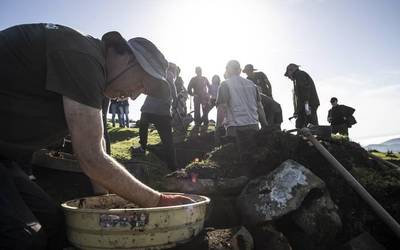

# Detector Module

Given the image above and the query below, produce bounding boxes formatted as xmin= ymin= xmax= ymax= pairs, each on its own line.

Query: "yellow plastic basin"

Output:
xmin=61 ymin=193 xmax=210 ymax=250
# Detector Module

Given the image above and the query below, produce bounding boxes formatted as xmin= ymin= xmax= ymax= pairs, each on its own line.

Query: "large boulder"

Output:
xmin=237 ymin=159 xmax=326 ymax=224
xmin=291 ymin=190 xmax=342 ymax=246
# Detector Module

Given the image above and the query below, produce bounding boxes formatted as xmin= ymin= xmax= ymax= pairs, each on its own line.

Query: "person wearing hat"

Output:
xmin=0 ymin=23 xmax=193 ymax=249
xmin=132 ymin=62 xmax=178 ymax=170
xmin=242 ymin=64 xmax=273 ymax=98
xmin=284 ymin=63 xmax=320 ymax=129
xmin=216 ymin=60 xmax=267 ymax=160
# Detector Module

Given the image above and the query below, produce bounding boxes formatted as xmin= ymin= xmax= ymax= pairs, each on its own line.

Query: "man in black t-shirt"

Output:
xmin=0 ymin=23 xmax=192 ymax=249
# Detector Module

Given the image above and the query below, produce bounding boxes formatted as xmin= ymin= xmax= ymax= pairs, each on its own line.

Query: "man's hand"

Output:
xmin=157 ymin=194 xmax=195 ymax=207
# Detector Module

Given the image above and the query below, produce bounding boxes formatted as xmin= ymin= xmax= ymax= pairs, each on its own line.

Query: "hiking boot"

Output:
xmin=131 ymin=146 xmax=145 ymax=156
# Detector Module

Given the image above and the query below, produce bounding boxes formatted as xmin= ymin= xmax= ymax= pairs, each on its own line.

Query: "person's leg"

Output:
xmin=201 ymin=101 xmax=210 ymax=127
xmin=138 ymin=113 xmax=150 ymax=150
xmin=124 ymin=106 xmax=130 ymax=127
xmin=295 ymin=112 xmax=306 ymax=129
xmin=193 ymin=96 xmax=201 ymax=126
xmin=9 ymin=164 xmax=66 ymax=249
xmin=337 ymin=124 xmax=349 ymax=136
xmin=118 ymin=106 xmax=124 ymax=127
xmin=153 ymin=115 xmax=176 ymax=170
xmin=309 ymin=107 xmax=319 ymax=125
xmin=235 ymin=128 xmax=258 ymax=162
xmin=0 ymin=162 xmax=57 ymax=250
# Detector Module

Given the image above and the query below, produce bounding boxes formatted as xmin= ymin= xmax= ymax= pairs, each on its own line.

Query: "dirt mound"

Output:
xmin=175 ymin=130 xmax=400 ymax=249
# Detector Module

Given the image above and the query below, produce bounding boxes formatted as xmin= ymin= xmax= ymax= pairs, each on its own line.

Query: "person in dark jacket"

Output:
xmin=243 ymin=64 xmax=273 ymax=98
xmin=260 ymin=94 xmax=283 ymax=131
xmin=328 ymin=97 xmax=356 ymax=136
xmin=284 ymin=63 xmax=320 ymax=129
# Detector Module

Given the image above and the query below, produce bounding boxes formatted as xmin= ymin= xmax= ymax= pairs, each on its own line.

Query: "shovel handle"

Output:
xmin=300 ymin=128 xmax=400 ymax=238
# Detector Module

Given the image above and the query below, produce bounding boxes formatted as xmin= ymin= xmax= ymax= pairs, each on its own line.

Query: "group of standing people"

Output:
xmin=109 ymin=98 xmax=130 ymax=128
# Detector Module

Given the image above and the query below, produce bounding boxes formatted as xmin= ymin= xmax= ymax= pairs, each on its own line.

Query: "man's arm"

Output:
xmin=187 ymin=78 xmax=194 ymax=96
xmin=63 ymin=96 xmax=161 ymax=207
xmin=215 ymin=82 xmax=229 ymax=127
xmin=257 ymin=101 xmax=268 ymax=128
xmin=256 ymin=89 xmax=267 ymax=128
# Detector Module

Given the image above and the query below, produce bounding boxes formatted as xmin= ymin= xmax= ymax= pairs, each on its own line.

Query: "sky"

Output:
xmin=1 ymin=0 xmax=399 ymax=145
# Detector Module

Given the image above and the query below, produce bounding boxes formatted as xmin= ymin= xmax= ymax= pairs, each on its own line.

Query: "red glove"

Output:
xmin=157 ymin=194 xmax=195 ymax=207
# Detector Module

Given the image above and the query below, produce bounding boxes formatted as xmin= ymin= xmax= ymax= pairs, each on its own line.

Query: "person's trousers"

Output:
xmin=118 ymin=105 xmax=129 ymax=127
xmin=0 ymin=161 xmax=66 ymax=250
xmin=193 ymin=96 xmax=210 ymax=126
xmin=139 ymin=113 xmax=177 ymax=170
xmin=332 ymin=124 xmax=349 ymax=136
xmin=295 ymin=107 xmax=319 ymax=129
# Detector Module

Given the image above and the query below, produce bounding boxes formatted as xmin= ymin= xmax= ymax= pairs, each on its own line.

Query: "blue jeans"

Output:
xmin=118 ymin=105 xmax=129 ymax=127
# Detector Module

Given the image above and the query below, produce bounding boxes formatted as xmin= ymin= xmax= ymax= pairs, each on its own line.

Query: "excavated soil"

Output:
xmin=173 ymin=130 xmax=400 ymax=249
xmin=32 ymin=130 xmax=400 ymax=249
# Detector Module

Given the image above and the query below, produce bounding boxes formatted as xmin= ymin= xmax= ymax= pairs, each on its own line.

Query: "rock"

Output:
xmin=250 ymin=224 xmax=292 ymax=250
xmin=340 ymin=232 xmax=386 ymax=250
xmin=163 ymin=175 xmax=249 ymax=195
xmin=237 ymin=159 xmax=326 ymax=224
xmin=230 ymin=226 xmax=254 ymax=250
xmin=205 ymin=197 xmax=241 ymax=228
xmin=291 ymin=189 xmax=342 ymax=246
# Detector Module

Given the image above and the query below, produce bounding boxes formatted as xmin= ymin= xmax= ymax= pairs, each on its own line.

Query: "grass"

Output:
xmin=369 ymin=150 xmax=400 ymax=161
xmin=108 ymin=124 xmax=162 ymax=162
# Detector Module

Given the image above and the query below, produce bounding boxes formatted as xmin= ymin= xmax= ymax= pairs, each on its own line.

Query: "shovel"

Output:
xmin=300 ymin=127 xmax=400 ymax=238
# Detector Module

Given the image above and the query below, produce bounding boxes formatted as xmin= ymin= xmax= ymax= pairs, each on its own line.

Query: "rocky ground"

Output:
xmin=33 ymin=129 xmax=400 ymax=249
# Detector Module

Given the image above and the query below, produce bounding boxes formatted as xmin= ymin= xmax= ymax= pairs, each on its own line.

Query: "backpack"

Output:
xmin=346 ymin=115 xmax=357 ymax=128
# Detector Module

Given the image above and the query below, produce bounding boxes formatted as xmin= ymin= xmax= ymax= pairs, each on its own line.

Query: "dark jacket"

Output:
xmin=247 ymin=71 xmax=272 ymax=98
xmin=292 ymin=69 xmax=320 ymax=113
xmin=328 ymin=105 xmax=356 ymax=127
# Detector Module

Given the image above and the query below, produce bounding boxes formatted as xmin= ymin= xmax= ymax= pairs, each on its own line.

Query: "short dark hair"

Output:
xmin=330 ymin=97 xmax=338 ymax=103
xmin=102 ymin=32 xmax=132 ymax=55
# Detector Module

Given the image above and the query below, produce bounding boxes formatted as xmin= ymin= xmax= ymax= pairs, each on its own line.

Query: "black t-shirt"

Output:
xmin=0 ymin=23 xmax=106 ymax=160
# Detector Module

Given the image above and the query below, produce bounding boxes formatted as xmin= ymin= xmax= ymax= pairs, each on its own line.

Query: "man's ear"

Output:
xmin=102 ymin=32 xmax=131 ymax=55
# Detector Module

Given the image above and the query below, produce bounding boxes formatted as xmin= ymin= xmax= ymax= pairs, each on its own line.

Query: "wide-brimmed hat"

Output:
xmin=242 ymin=64 xmax=257 ymax=74
xmin=127 ymin=37 xmax=170 ymax=100
xmin=284 ymin=63 xmax=299 ymax=77
xmin=103 ymin=31 xmax=170 ymax=100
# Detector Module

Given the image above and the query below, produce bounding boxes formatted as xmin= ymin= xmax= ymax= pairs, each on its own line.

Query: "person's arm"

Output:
xmin=256 ymin=90 xmax=267 ymax=128
xmin=63 ymin=96 xmax=162 ymax=207
xmin=327 ymin=109 xmax=332 ymax=123
xmin=215 ymin=83 xmax=229 ymax=127
xmin=216 ymin=104 xmax=227 ymax=128
xmin=187 ymin=78 xmax=194 ymax=96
